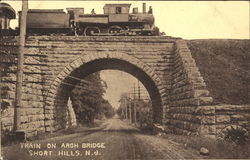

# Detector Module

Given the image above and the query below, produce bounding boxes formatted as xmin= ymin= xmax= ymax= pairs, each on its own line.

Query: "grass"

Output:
xmin=187 ymin=39 xmax=250 ymax=104
xmin=162 ymin=134 xmax=250 ymax=159
xmin=186 ymin=40 xmax=250 ymax=158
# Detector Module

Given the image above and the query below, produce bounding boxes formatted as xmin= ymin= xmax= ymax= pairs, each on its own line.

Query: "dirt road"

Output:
xmin=2 ymin=118 xmax=201 ymax=160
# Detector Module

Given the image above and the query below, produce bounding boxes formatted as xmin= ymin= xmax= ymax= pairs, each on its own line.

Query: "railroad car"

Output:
xmin=0 ymin=2 xmax=16 ymax=36
xmin=18 ymin=9 xmax=70 ymax=34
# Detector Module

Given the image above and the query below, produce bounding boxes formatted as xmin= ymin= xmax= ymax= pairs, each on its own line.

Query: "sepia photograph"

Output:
xmin=0 ymin=0 xmax=249 ymax=159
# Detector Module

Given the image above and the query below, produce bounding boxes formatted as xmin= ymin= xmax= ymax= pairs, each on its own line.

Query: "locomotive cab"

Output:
xmin=104 ymin=4 xmax=131 ymax=22
xmin=103 ymin=4 xmax=131 ymax=14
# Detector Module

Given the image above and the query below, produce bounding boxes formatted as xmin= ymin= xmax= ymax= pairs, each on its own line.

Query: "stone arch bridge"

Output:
xmin=1 ymin=36 xmax=246 ymax=138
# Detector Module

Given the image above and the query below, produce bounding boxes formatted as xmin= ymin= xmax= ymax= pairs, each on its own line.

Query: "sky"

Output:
xmin=2 ymin=1 xmax=249 ymax=108
xmin=100 ymin=70 xmax=149 ymax=108
xmin=3 ymin=1 xmax=250 ymax=39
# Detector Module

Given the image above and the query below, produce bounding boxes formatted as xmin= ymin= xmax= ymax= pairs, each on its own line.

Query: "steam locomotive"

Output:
xmin=0 ymin=2 xmax=160 ymax=36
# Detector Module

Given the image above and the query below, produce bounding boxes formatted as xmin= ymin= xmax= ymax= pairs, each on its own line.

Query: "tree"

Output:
xmin=116 ymin=93 xmax=130 ymax=119
xmin=117 ymin=92 xmax=153 ymax=128
xmin=101 ymin=99 xmax=115 ymax=118
xmin=70 ymin=72 xmax=114 ymax=125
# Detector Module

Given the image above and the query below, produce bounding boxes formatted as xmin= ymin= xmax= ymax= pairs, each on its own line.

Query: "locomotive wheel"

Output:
xmin=76 ymin=27 xmax=84 ymax=36
xmin=108 ymin=25 xmax=122 ymax=34
xmin=84 ymin=26 xmax=100 ymax=36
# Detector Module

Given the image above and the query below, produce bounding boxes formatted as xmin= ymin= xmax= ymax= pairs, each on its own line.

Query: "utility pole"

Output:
xmin=137 ymin=80 xmax=141 ymax=127
xmin=138 ymin=80 xmax=140 ymax=100
xmin=124 ymin=97 xmax=127 ymax=120
xmin=14 ymin=0 xmax=28 ymax=133
xmin=133 ymin=83 xmax=137 ymax=124
xmin=121 ymin=99 xmax=124 ymax=119
xmin=129 ymin=94 xmax=132 ymax=123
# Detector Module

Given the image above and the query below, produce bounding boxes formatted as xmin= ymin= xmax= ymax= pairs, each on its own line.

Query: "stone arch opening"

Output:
xmin=45 ymin=52 xmax=166 ymax=131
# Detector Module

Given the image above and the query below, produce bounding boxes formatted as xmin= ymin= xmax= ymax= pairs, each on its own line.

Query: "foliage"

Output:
xmin=116 ymin=93 xmax=130 ymax=118
xmin=70 ymin=72 xmax=114 ymax=125
xmin=116 ymin=107 xmax=123 ymax=118
xmin=101 ymin=99 xmax=115 ymax=118
xmin=117 ymin=93 xmax=153 ymax=128
xmin=1 ymin=128 xmax=12 ymax=145
xmin=222 ymin=125 xmax=249 ymax=145
xmin=136 ymin=100 xmax=153 ymax=128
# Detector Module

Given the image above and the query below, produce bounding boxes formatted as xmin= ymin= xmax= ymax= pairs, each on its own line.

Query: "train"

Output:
xmin=0 ymin=2 xmax=160 ymax=36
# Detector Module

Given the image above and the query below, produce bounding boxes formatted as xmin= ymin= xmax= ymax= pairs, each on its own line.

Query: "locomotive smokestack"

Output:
xmin=143 ymin=3 xmax=146 ymax=13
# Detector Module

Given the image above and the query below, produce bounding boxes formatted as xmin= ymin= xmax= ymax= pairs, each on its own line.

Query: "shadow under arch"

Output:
xmin=46 ymin=52 xmax=166 ymax=130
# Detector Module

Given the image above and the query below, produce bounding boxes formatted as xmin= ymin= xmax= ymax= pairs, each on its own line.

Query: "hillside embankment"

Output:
xmin=187 ymin=39 xmax=250 ymax=105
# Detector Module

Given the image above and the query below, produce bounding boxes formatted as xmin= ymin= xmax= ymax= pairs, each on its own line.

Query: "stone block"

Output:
xmin=201 ymin=115 xmax=215 ymax=124
xmin=216 ymin=115 xmax=231 ymax=123
xmin=21 ymin=121 xmax=44 ymax=130
xmin=27 ymin=114 xmax=44 ymax=122
xmin=1 ymin=99 xmax=14 ymax=108
xmin=193 ymin=90 xmax=210 ymax=98
xmin=21 ymin=116 xmax=29 ymax=123
xmin=21 ymin=108 xmax=44 ymax=116
xmin=231 ymin=115 xmax=246 ymax=122
xmin=1 ymin=83 xmax=15 ymax=90
xmin=195 ymin=105 xmax=215 ymax=115
xmin=199 ymin=125 xmax=216 ymax=135
xmin=189 ymin=123 xmax=199 ymax=132
xmin=44 ymin=113 xmax=54 ymax=120
xmin=1 ymin=117 xmax=14 ymax=127
xmin=215 ymin=105 xmax=236 ymax=112
xmin=45 ymin=109 xmax=56 ymax=114
xmin=22 ymin=101 xmax=43 ymax=108
xmin=45 ymin=120 xmax=56 ymax=126
xmin=193 ymin=82 xmax=207 ymax=89
xmin=1 ymin=108 xmax=15 ymax=117
xmin=199 ymin=97 xmax=213 ymax=105
xmin=238 ymin=121 xmax=249 ymax=127
xmin=2 ymin=76 xmax=16 ymax=81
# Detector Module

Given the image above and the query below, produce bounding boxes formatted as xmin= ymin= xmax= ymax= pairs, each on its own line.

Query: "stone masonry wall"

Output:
xmin=170 ymin=39 xmax=215 ymax=136
xmin=215 ymin=104 xmax=250 ymax=136
xmin=2 ymin=36 xmax=247 ymax=138
xmin=0 ymin=37 xmax=46 ymax=137
xmin=26 ymin=36 xmax=176 ymax=132
xmin=1 ymin=36 xmax=177 ymax=135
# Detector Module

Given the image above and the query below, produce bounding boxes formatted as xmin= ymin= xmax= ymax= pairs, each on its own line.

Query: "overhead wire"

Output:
xmin=67 ymin=75 xmax=90 ymax=84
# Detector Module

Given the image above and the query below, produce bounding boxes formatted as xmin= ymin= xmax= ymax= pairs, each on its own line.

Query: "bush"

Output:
xmin=221 ymin=125 xmax=249 ymax=145
xmin=1 ymin=128 xmax=12 ymax=145
xmin=164 ymin=134 xmax=250 ymax=159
